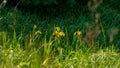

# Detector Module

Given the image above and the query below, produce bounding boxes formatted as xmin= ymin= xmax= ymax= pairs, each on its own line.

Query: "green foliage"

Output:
xmin=20 ymin=0 xmax=76 ymax=6
xmin=103 ymin=0 xmax=120 ymax=11
xmin=0 ymin=0 xmax=120 ymax=67
xmin=0 ymin=31 xmax=120 ymax=68
xmin=21 ymin=0 xmax=57 ymax=5
xmin=4 ymin=0 xmax=78 ymax=8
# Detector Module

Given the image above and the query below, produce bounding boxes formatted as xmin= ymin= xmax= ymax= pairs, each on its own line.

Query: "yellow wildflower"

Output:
xmin=35 ymin=30 xmax=42 ymax=35
xmin=55 ymin=31 xmax=59 ymax=35
xmin=52 ymin=26 xmax=65 ymax=37
xmin=53 ymin=31 xmax=59 ymax=36
xmin=59 ymin=31 xmax=65 ymax=36
xmin=33 ymin=25 xmax=37 ymax=29
xmin=77 ymin=31 xmax=82 ymax=36
xmin=55 ymin=27 xmax=60 ymax=32
xmin=74 ymin=31 xmax=82 ymax=36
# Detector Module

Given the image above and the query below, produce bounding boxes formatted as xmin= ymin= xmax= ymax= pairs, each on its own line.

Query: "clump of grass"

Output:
xmin=0 ymin=26 xmax=120 ymax=68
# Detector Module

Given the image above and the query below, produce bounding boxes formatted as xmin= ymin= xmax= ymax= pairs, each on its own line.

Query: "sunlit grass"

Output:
xmin=0 ymin=27 xmax=120 ymax=68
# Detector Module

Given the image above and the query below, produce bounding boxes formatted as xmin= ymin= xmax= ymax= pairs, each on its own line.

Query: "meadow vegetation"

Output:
xmin=0 ymin=0 xmax=120 ymax=68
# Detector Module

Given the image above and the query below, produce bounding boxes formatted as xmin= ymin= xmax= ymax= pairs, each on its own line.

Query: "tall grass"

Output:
xmin=0 ymin=0 xmax=120 ymax=67
xmin=0 ymin=29 xmax=120 ymax=68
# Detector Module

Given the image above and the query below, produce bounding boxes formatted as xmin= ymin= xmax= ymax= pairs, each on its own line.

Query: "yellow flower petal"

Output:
xmin=74 ymin=31 xmax=82 ymax=36
xmin=55 ymin=27 xmax=60 ymax=32
xmin=55 ymin=31 xmax=59 ymax=35
xmin=77 ymin=31 xmax=82 ymax=36
xmin=59 ymin=31 xmax=65 ymax=36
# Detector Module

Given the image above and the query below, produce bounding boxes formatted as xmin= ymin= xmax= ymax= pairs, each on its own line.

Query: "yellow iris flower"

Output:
xmin=53 ymin=26 xmax=65 ymax=37
xmin=59 ymin=31 xmax=65 ymax=36
xmin=55 ymin=27 xmax=60 ymax=32
xmin=74 ymin=31 xmax=82 ymax=36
